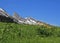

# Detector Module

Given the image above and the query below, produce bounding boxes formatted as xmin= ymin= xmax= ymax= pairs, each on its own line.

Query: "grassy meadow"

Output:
xmin=0 ymin=22 xmax=60 ymax=43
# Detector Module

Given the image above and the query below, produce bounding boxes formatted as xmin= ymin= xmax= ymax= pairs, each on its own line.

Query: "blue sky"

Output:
xmin=0 ymin=0 xmax=60 ymax=26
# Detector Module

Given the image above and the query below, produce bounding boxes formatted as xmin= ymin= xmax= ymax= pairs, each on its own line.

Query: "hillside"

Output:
xmin=0 ymin=22 xmax=60 ymax=43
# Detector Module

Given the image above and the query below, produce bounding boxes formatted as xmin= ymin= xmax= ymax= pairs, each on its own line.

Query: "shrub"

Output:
xmin=37 ymin=27 xmax=54 ymax=37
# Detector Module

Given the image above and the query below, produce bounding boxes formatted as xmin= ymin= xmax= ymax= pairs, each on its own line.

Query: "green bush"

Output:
xmin=37 ymin=27 xmax=53 ymax=37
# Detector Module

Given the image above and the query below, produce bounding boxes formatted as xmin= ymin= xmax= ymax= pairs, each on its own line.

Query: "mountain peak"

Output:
xmin=25 ymin=17 xmax=35 ymax=20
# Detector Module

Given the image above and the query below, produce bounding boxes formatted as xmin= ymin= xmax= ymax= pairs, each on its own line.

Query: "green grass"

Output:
xmin=0 ymin=22 xmax=60 ymax=43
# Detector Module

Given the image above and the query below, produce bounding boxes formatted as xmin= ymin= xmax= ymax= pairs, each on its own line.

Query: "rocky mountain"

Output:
xmin=0 ymin=8 xmax=49 ymax=26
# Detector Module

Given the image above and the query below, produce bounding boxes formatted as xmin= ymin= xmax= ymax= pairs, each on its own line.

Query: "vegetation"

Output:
xmin=0 ymin=22 xmax=60 ymax=43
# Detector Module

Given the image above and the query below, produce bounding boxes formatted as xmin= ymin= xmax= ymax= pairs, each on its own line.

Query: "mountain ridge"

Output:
xmin=0 ymin=8 xmax=51 ymax=26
